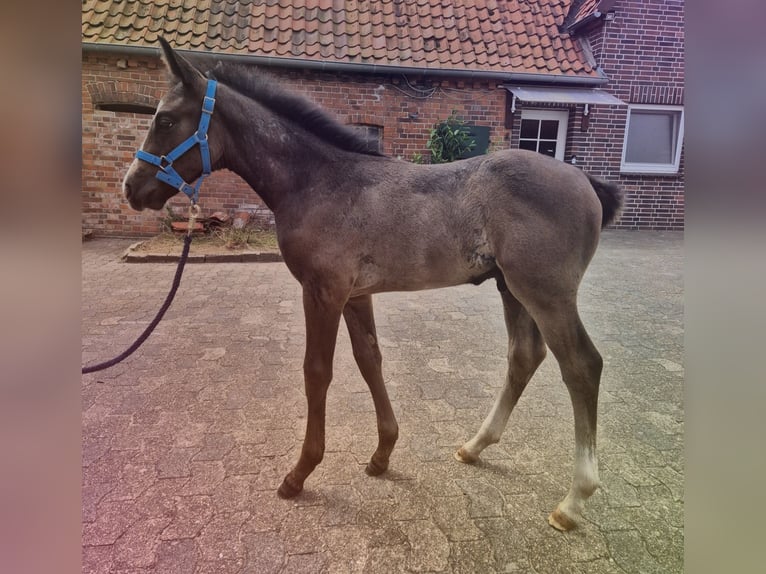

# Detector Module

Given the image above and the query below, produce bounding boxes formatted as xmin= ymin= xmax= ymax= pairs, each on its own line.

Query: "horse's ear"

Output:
xmin=158 ymin=37 xmax=205 ymax=89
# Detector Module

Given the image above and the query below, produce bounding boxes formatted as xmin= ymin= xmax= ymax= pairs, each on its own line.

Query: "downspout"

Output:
xmin=82 ymin=43 xmax=609 ymax=87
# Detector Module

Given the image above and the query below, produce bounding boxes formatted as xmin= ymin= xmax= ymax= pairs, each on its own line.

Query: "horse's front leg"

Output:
xmin=278 ymin=283 xmax=346 ymax=499
xmin=343 ymin=295 xmax=399 ymax=476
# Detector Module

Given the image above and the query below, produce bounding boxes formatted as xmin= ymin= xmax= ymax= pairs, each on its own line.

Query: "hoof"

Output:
xmin=365 ymin=458 xmax=388 ymax=477
xmin=364 ymin=456 xmax=388 ymax=476
xmin=453 ymin=448 xmax=478 ymax=464
xmin=277 ymin=477 xmax=303 ymax=499
xmin=548 ymin=508 xmax=577 ymax=531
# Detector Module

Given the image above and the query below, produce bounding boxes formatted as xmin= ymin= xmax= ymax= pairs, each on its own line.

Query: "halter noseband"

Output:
xmin=135 ymin=79 xmax=218 ymax=204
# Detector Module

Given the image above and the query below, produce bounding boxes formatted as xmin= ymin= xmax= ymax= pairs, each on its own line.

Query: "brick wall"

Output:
xmin=81 ymin=52 xmax=506 ymax=237
xmin=82 ymin=53 xmax=276 ymax=236
xmin=576 ymin=0 xmax=685 ymax=230
xmin=82 ymin=0 xmax=684 ymax=237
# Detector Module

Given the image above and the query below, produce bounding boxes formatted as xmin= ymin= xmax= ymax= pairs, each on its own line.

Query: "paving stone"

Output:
xmin=522 ymin=525 xmax=574 ymax=574
xmin=473 ymin=517 xmax=530 ymax=572
xmin=282 ymin=552 xmax=329 ymax=574
xmin=430 ymin=497 xmax=484 ymax=541
xmin=211 ymin=475 xmax=256 ymax=513
xmin=103 ymin=463 xmax=156 ymax=501
xmin=82 ymin=482 xmax=116 ymax=523
xmin=113 ymin=517 xmax=172 ymax=569
xmin=323 ymin=525 xmax=375 ymax=573
xmin=156 ymin=447 xmax=197 ymax=478
xmin=134 ymin=477 xmax=189 ymax=519
xmin=82 ymin=232 xmax=683 ymax=573
xmin=241 ymin=531 xmax=285 ymax=574
xmin=399 ymin=518 xmax=450 ymax=572
xmin=604 ymin=529 xmax=666 ymax=574
xmin=82 ymin=543 xmax=115 ymax=574
xmin=320 ymin=485 xmax=363 ymax=526
xmin=281 ymin=505 xmax=326 ymax=555
xmin=449 ymin=538 xmax=497 ymax=574
xmin=564 ymin=519 xmax=611 ymax=563
xmin=196 ymin=511 xmax=250 ymax=561
xmin=240 ymin=489 xmax=291 ymax=534
xmin=455 ymin=478 xmax=506 ymax=518
xmin=363 ymin=544 xmax=409 ymax=573
xmin=82 ymin=500 xmax=143 ymax=547
xmin=180 ymin=460 xmax=226 ymax=496
xmin=195 ymin=559 xmax=244 ymax=574
xmin=570 ymin=557 xmax=626 ymax=574
xmin=155 ymin=538 xmax=201 ymax=572
xmin=160 ymin=495 xmax=215 ymax=540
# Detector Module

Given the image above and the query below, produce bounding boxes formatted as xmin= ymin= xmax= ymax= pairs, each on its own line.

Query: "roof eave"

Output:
xmin=567 ymin=13 xmax=602 ymax=34
xmin=566 ymin=0 xmax=617 ymax=34
xmin=82 ymin=42 xmax=609 ymax=86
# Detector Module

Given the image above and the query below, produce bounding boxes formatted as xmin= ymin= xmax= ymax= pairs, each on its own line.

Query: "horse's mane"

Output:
xmin=203 ymin=60 xmax=384 ymax=157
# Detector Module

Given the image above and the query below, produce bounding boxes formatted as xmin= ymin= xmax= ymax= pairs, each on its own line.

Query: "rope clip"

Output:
xmin=187 ymin=203 xmax=201 ymax=236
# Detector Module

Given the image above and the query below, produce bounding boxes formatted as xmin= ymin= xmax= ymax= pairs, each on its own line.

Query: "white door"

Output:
xmin=519 ymin=109 xmax=569 ymax=161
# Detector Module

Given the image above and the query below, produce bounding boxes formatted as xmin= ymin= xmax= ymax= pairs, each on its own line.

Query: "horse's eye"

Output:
xmin=156 ymin=116 xmax=175 ymax=130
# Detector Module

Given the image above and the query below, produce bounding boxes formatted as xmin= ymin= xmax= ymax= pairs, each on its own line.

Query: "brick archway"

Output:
xmin=87 ymin=80 xmax=161 ymax=111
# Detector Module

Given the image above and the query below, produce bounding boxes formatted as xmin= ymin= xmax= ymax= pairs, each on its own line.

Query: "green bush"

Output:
xmin=426 ymin=112 xmax=476 ymax=163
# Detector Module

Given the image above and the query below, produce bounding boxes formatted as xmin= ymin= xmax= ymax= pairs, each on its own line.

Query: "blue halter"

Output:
xmin=135 ymin=79 xmax=218 ymax=204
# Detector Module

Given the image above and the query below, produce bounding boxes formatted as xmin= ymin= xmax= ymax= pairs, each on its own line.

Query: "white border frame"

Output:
xmin=620 ymin=104 xmax=684 ymax=174
xmin=519 ymin=109 xmax=569 ymax=162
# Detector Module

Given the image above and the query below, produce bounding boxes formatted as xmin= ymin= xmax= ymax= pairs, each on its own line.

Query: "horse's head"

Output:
xmin=123 ymin=38 xmax=224 ymax=211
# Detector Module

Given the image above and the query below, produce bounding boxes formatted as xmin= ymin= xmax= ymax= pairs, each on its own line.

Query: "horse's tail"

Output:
xmin=586 ymin=173 xmax=624 ymax=229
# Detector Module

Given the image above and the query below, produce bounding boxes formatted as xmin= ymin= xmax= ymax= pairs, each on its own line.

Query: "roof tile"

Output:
xmin=344 ymin=18 xmax=358 ymax=35
xmin=83 ymin=0 xmax=598 ymax=78
xmin=496 ymin=39 xmax=508 ymax=57
xmin=469 ymin=27 xmax=482 ymax=44
xmin=317 ymin=18 xmax=333 ymax=36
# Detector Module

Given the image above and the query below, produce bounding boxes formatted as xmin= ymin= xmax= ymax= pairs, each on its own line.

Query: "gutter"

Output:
xmin=82 ymin=42 xmax=608 ymax=87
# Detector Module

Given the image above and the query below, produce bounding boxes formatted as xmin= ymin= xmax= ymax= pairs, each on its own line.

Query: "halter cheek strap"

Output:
xmin=135 ymin=79 xmax=218 ymax=204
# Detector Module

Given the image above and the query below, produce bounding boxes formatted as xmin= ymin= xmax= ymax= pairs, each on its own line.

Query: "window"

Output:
xmin=621 ymin=105 xmax=684 ymax=174
xmin=518 ymin=109 xmax=569 ymax=161
xmin=350 ymin=124 xmax=383 ymax=153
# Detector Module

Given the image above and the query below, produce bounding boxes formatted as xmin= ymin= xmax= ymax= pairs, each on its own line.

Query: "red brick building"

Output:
xmin=82 ymin=0 xmax=684 ymax=236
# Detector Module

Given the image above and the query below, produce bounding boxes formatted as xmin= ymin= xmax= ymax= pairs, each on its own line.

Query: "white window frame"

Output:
xmin=620 ymin=104 xmax=684 ymax=174
xmin=519 ymin=109 xmax=569 ymax=161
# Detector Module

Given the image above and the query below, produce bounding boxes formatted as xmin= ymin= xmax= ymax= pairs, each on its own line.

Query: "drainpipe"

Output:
xmin=82 ymin=43 xmax=609 ymax=87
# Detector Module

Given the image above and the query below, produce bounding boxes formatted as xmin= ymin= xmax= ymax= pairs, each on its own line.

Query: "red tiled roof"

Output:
xmin=82 ymin=0 xmax=598 ymax=79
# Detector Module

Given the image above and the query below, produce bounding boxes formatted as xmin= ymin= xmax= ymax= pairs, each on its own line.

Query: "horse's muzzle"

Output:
xmin=123 ymin=182 xmax=143 ymax=211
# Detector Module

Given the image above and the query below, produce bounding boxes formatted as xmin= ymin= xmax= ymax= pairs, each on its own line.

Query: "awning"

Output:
xmin=504 ymin=86 xmax=625 ymax=106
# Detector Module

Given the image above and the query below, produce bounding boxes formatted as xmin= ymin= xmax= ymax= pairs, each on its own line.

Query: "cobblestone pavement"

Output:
xmin=82 ymin=230 xmax=683 ymax=573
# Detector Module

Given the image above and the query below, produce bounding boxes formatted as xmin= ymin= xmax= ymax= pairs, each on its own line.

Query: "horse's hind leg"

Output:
xmin=455 ymin=286 xmax=546 ymax=463
xmin=530 ymin=303 xmax=603 ymax=531
xmin=343 ymin=295 xmax=399 ymax=476
xmin=278 ymin=285 xmax=345 ymax=499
